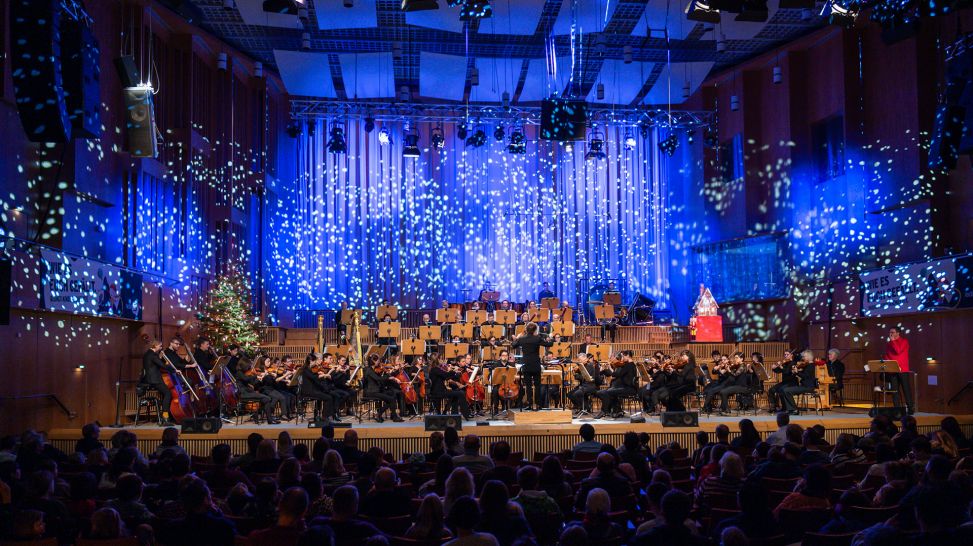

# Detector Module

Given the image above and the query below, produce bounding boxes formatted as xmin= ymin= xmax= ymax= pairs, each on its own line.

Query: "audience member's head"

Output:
xmin=579 ymin=424 xmax=596 ymax=442
xmin=516 ymin=465 xmax=540 ymax=491
xmin=595 ymin=452 xmax=616 ymax=475
xmin=719 ymin=452 xmax=745 ymax=481
xmin=478 ymin=480 xmax=510 ymax=517
xmin=801 ymin=464 xmax=832 ymax=498
xmin=278 ymin=487 xmax=309 ymax=524
xmin=584 ymin=487 xmax=611 ymax=517
xmin=660 ymin=489 xmax=692 ymax=526
xmin=447 ymin=496 xmax=480 ymax=533
xmin=445 ymin=467 xmax=475 ymax=502
xmin=332 ymin=485 xmax=359 ymax=519
xmin=115 ymin=473 xmax=144 ymax=502
xmin=720 ymin=526 xmax=748 ymax=546
xmin=491 ymin=440 xmax=512 ymax=463
xmin=89 ymin=507 xmax=123 ymax=539
xmin=715 ymin=424 xmax=730 ymax=443
xmin=373 ymin=467 xmax=397 ymax=491
xmin=776 ymin=411 xmax=790 ymax=428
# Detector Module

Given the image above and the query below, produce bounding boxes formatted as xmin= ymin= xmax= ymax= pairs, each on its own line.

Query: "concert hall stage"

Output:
xmin=47 ymin=411 xmax=973 ymax=460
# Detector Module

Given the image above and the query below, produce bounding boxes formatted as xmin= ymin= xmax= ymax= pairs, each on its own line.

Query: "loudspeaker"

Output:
xmin=123 ymin=87 xmax=158 ymax=158
xmin=10 ymin=0 xmax=72 ymax=142
xmin=424 ymin=414 xmax=463 ymax=431
xmin=661 ymin=411 xmax=699 ymax=427
xmin=868 ymin=407 xmax=907 ymax=420
xmin=181 ymin=417 xmax=223 ymax=434
xmin=114 ymin=56 xmax=141 ymax=88
xmin=0 ymin=259 xmax=10 ymax=326
xmin=61 ymin=20 xmax=102 ymax=139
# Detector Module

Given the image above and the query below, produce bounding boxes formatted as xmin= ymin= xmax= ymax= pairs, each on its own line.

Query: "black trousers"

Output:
xmin=702 ymin=384 xmax=726 ymax=411
xmin=601 ymin=323 xmax=618 ymax=342
xmin=364 ymin=391 xmax=398 ymax=417
xmin=889 ymin=373 xmax=915 ymax=411
xmin=640 ymin=386 xmax=665 ymax=411
xmin=594 ymin=386 xmax=635 ymax=414
xmin=521 ymin=371 xmax=541 ymax=409
xmin=767 ymin=382 xmax=793 ymax=410
xmin=718 ymin=386 xmax=750 ymax=411
xmin=781 ymin=385 xmax=815 ymax=412
xmin=260 ymin=387 xmax=290 ymax=415
xmin=241 ymin=390 xmax=274 ymax=421
xmin=148 ymin=381 xmax=173 ymax=419
xmin=664 ymin=384 xmax=695 ymax=411
xmin=301 ymin=389 xmax=335 ymax=420
xmin=331 ymin=388 xmax=352 ymax=415
xmin=444 ymin=389 xmax=469 ymax=416
xmin=568 ymin=384 xmax=598 ymax=411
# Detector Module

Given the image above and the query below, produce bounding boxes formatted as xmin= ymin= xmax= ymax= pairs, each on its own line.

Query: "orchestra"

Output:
xmin=133 ymin=295 xmax=845 ymax=428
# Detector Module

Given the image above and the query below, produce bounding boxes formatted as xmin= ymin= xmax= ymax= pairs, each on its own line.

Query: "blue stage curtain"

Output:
xmin=279 ymin=119 xmax=671 ymax=309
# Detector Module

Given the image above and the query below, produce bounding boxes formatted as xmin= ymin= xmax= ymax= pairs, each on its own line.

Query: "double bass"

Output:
xmin=159 ymin=350 xmax=199 ymax=424
xmin=211 ymin=347 xmax=240 ymax=410
xmin=179 ymin=338 xmax=218 ymax=415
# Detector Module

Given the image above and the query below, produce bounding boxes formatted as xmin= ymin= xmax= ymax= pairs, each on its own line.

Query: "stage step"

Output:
xmin=509 ymin=409 xmax=573 ymax=425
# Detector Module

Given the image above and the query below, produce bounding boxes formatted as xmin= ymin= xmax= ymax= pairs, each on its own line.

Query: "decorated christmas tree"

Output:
xmin=196 ymin=267 xmax=262 ymax=351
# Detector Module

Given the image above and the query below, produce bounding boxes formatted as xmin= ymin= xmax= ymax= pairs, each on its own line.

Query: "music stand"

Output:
xmin=594 ymin=304 xmax=615 ymax=322
xmin=603 ymin=292 xmax=621 ymax=306
xmin=340 ymin=309 xmax=362 ymax=325
xmin=865 ymin=359 xmax=902 ymax=410
xmin=378 ymin=322 xmax=401 ymax=339
xmin=559 ymin=308 xmax=574 ymax=322
xmin=541 ymin=297 xmax=560 ymax=310
xmin=365 ymin=345 xmax=388 ymax=360
xmin=399 ymin=339 xmax=425 ymax=356
xmin=541 ymin=368 xmax=564 ymax=409
xmin=587 ymin=343 xmax=611 ymax=363
xmin=325 ymin=345 xmax=353 ymax=358
xmin=752 ymin=361 xmax=770 ymax=381
xmin=495 ymin=310 xmax=517 ymax=324
xmin=466 ymin=310 xmax=487 ymax=324
xmin=547 ymin=342 xmax=572 ymax=359
xmin=452 ymin=323 xmax=474 ymax=339
xmin=528 ymin=308 xmax=551 ymax=323
xmin=443 ymin=343 xmax=470 ymax=359
xmin=418 ymin=325 xmax=442 ymax=341
xmin=436 ymin=308 xmax=460 ymax=323
xmin=551 ymin=321 xmax=576 ymax=338
xmin=481 ymin=346 xmax=505 ymax=361
xmin=480 ymin=325 xmax=504 ymax=339
xmin=514 ymin=324 xmax=527 ymax=337
xmin=490 ymin=367 xmax=518 ymax=419
xmin=376 ymin=305 xmax=399 ymax=320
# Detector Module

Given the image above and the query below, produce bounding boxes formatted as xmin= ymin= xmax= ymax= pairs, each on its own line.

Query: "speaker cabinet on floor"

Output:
xmin=661 ymin=411 xmax=699 ymax=427
xmin=424 ymin=414 xmax=463 ymax=431
xmin=868 ymin=407 xmax=907 ymax=420
xmin=181 ymin=417 xmax=223 ymax=434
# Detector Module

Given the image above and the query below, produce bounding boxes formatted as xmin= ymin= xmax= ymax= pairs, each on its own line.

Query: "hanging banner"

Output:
xmin=859 ymin=255 xmax=973 ymax=317
xmin=39 ymin=249 xmax=144 ymax=320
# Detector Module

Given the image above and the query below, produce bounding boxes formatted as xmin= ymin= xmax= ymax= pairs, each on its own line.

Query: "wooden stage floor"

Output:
xmin=48 ymin=410 xmax=971 ymax=450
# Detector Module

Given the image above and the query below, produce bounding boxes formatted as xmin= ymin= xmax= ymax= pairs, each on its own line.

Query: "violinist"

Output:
xmin=193 ymin=338 xmax=216 ymax=372
xmin=330 ymin=355 xmax=354 ymax=419
xmin=141 ymin=339 xmax=177 ymax=426
xmin=430 ymin=359 xmax=471 ymax=419
xmin=567 ymin=352 xmax=601 ymax=417
xmin=363 ymin=355 xmax=404 ymax=423
xmin=234 ymin=358 xmax=278 ymax=424
xmin=639 ymin=356 xmax=667 ymax=414
xmin=780 ymin=350 xmax=819 ymax=415
xmin=511 ymin=322 xmax=553 ymax=412
xmin=767 ymin=349 xmax=798 ymax=413
xmin=713 ymin=352 xmax=751 ymax=415
xmin=656 ymin=350 xmax=698 ymax=411
xmin=702 ymin=355 xmax=733 ymax=413
xmin=593 ymin=351 xmax=637 ymax=419
xmin=299 ymin=353 xmax=336 ymax=425
xmin=488 ymin=349 xmax=511 ymax=415
xmin=254 ymin=356 xmax=294 ymax=421
xmin=226 ymin=345 xmax=242 ymax=375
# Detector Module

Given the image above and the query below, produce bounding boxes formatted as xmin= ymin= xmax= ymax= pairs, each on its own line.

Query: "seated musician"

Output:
xmin=439 ymin=300 xmax=453 ymax=340
xmin=363 ymin=356 xmax=404 ymax=423
xmin=767 ymin=350 xmax=798 ymax=413
xmin=377 ymin=314 xmax=397 ymax=348
xmin=567 ymin=352 xmax=601 ymax=416
xmin=254 ymin=356 xmax=294 ymax=421
xmin=499 ymin=300 xmax=511 ymax=312
xmin=299 ymin=353 xmax=335 ymax=425
xmin=321 ymin=353 xmax=351 ymax=421
xmin=489 ymin=350 xmax=514 ymax=415
xmin=429 ymin=359 xmax=471 ymax=419
xmin=639 ymin=357 xmax=667 ymax=413
xmin=714 ymin=352 xmax=752 ymax=415
xmin=141 ymin=340 xmax=176 ymax=425
xmin=702 ymin=355 xmax=733 ymax=413
xmin=538 ymin=282 xmax=555 ymax=301
xmin=655 ymin=350 xmax=699 ymax=411
xmin=163 ymin=338 xmax=197 ymax=374
xmin=235 ymin=358 xmax=278 ymax=424
xmin=781 ymin=350 xmax=819 ymax=415
xmin=593 ymin=351 xmax=637 ymax=419
xmin=193 ymin=338 xmax=215 ymax=373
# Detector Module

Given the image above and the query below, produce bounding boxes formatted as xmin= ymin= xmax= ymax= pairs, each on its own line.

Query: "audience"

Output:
xmin=572 ymin=424 xmax=602 ymax=456
xmin=6 ymin=414 xmax=973 ymax=546
xmin=766 ymin=412 xmax=790 ymax=446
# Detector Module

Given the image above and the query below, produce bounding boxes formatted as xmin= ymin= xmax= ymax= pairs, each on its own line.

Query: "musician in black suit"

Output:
xmin=363 ymin=357 xmax=403 ymax=423
xmin=193 ymin=338 xmax=216 ymax=372
xmin=511 ymin=322 xmax=553 ymax=411
xmin=142 ymin=340 xmax=176 ymax=425
xmin=593 ymin=351 xmax=637 ymax=418
xmin=768 ymin=350 xmax=798 ymax=412
xmin=226 ymin=345 xmax=242 ymax=376
xmin=656 ymin=350 xmax=698 ymax=411
xmin=715 ymin=352 xmax=752 ymax=414
xmin=567 ymin=353 xmax=601 ymax=415
xmin=163 ymin=338 xmax=196 ymax=373
xmin=235 ymin=359 xmax=277 ymax=424
xmin=781 ymin=350 xmax=819 ymax=415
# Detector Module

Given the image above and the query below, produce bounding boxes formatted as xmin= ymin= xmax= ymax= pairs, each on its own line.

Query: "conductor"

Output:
xmin=511 ymin=322 xmax=553 ymax=411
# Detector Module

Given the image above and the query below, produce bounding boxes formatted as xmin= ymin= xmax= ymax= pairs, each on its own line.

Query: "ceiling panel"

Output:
xmin=273 ymin=49 xmax=337 ymax=97
xmin=316 ymin=0 xmax=379 ymax=30
xmin=631 ymin=0 xmax=696 ymax=41
xmin=236 ymin=0 xmax=302 ymax=29
xmin=591 ymin=59 xmax=656 ymax=106
xmin=477 ymin=0 xmax=546 ymax=36
xmin=405 ymin=7 xmax=465 ymax=33
xmin=642 ymin=61 xmax=714 ymax=106
xmin=338 ymin=52 xmax=396 ymax=99
xmin=419 ymin=52 xmax=467 ymax=101
xmin=518 ymin=56 xmax=572 ymax=103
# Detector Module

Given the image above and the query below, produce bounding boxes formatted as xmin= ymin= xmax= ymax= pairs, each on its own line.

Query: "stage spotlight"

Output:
xmin=466 ymin=128 xmax=487 ymax=147
xmin=327 ymin=125 xmax=347 ymax=154
xmin=494 ymin=125 xmax=505 ymax=142
xmin=403 ymin=133 xmax=421 ymax=157
xmin=507 ymin=128 xmax=526 ymax=154
xmin=431 ymin=126 xmax=445 ymax=149
xmin=585 ymin=131 xmax=606 ymax=161
xmin=364 ymin=116 xmax=375 ymax=133
xmin=686 ymin=0 xmax=721 ymax=24
xmin=457 ymin=122 xmax=469 ymax=140
xmin=285 ymin=123 xmax=300 ymax=138
xmin=658 ymin=133 xmax=679 ymax=157
xmin=624 ymin=129 xmax=637 ymax=150
xmin=703 ymin=126 xmax=719 ymax=148
xmin=402 ymin=0 xmax=439 ymax=10
xmin=460 ymin=0 xmax=492 ymax=20
xmin=378 ymin=127 xmax=392 ymax=145
xmin=820 ymin=0 xmax=857 ymax=26
xmin=638 ymin=123 xmax=650 ymax=140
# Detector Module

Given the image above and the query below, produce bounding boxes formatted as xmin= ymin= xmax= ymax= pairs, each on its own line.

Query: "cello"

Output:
xmin=462 ymin=364 xmax=486 ymax=404
xmin=211 ymin=348 xmax=240 ymax=411
xmin=180 ymin=338 xmax=218 ymax=415
xmin=159 ymin=350 xmax=199 ymax=424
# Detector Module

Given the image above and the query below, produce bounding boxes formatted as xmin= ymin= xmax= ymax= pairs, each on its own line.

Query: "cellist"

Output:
xmin=163 ymin=338 xmax=197 ymax=374
xmin=142 ymin=339 xmax=176 ymax=426
xmin=193 ymin=338 xmax=216 ymax=373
